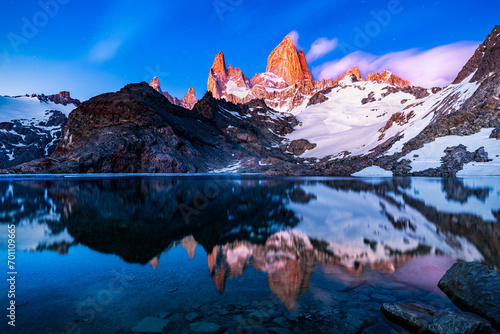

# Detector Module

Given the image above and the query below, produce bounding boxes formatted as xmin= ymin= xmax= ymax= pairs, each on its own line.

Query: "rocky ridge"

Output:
xmin=206 ymin=37 xmax=411 ymax=113
xmin=149 ymin=77 xmax=198 ymax=110
xmin=6 ymin=83 xmax=309 ymax=174
xmin=2 ymin=26 xmax=499 ymax=177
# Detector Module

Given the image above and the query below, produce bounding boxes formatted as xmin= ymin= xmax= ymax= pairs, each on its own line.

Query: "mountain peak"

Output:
xmin=366 ymin=70 xmax=410 ymax=87
xmin=208 ymin=51 xmax=229 ymax=99
xmin=335 ymin=66 xmax=362 ymax=84
xmin=266 ymin=36 xmax=307 ymax=85
xmin=212 ymin=51 xmax=227 ymax=77
xmin=181 ymin=87 xmax=197 ymax=110
xmin=149 ymin=77 xmax=196 ymax=110
xmin=149 ymin=77 xmax=162 ymax=94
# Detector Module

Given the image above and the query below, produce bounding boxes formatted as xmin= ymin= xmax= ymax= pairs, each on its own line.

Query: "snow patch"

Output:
xmin=0 ymin=96 xmax=75 ymax=123
xmin=402 ymin=128 xmax=498 ymax=174
xmin=352 ymin=166 xmax=393 ymax=177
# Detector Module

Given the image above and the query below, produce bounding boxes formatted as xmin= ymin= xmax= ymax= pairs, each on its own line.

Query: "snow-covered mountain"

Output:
xmin=0 ymin=93 xmax=78 ymax=169
xmin=2 ymin=26 xmax=499 ymax=176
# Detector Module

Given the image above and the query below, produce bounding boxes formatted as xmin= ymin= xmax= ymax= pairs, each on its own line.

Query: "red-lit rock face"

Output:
xmin=205 ymin=36 xmax=412 ymax=112
xmin=266 ymin=36 xmax=308 ymax=86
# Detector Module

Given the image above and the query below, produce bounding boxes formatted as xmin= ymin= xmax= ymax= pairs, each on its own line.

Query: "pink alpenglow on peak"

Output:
xmin=366 ymin=70 xmax=410 ymax=88
xmin=180 ymin=87 xmax=197 ymax=110
xmin=149 ymin=77 xmax=162 ymax=94
xmin=264 ymin=36 xmax=311 ymax=86
xmin=205 ymin=35 xmax=412 ymax=112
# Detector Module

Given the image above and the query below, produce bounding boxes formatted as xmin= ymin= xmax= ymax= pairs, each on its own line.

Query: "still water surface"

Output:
xmin=1 ymin=176 xmax=499 ymax=333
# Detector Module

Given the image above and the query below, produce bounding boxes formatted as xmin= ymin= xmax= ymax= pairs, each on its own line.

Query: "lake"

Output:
xmin=1 ymin=176 xmax=499 ymax=334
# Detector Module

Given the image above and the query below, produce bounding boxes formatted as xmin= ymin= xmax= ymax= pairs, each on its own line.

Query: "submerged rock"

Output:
xmin=185 ymin=312 xmax=201 ymax=322
xmin=438 ymin=262 xmax=500 ymax=330
xmin=298 ymin=307 xmax=363 ymax=333
xmin=381 ymin=302 xmax=491 ymax=334
xmin=189 ymin=321 xmax=222 ymax=334
xmin=131 ymin=317 xmax=170 ymax=333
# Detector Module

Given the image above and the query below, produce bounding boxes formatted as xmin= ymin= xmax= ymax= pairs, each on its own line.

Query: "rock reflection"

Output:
xmin=1 ymin=176 xmax=499 ymax=309
xmin=206 ymin=232 xmax=335 ymax=309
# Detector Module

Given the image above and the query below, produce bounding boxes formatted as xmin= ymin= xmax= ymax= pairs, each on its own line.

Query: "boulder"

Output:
xmin=381 ymin=302 xmax=491 ymax=334
xmin=438 ymin=262 xmax=500 ymax=330
xmin=286 ymin=139 xmax=316 ymax=156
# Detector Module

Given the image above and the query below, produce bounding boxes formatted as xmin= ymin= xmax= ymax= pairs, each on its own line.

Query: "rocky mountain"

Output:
xmin=280 ymin=25 xmax=500 ymax=177
xmin=366 ymin=70 xmax=410 ymax=88
xmin=6 ymin=82 xmax=309 ymax=174
xmin=206 ymin=36 xmax=410 ymax=113
xmin=2 ymin=26 xmax=499 ymax=176
xmin=149 ymin=77 xmax=197 ymax=110
xmin=0 ymin=93 xmax=78 ymax=169
xmin=44 ymin=91 xmax=81 ymax=106
xmin=263 ymin=36 xmax=311 ymax=86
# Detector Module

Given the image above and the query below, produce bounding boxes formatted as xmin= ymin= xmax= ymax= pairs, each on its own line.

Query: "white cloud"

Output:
xmin=286 ymin=30 xmax=300 ymax=49
xmin=312 ymin=41 xmax=479 ymax=87
xmin=306 ymin=37 xmax=338 ymax=62
xmin=89 ymin=39 xmax=122 ymax=63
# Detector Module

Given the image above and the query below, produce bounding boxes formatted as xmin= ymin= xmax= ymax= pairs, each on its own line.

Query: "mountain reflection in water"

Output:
xmin=1 ymin=176 xmax=499 ymax=316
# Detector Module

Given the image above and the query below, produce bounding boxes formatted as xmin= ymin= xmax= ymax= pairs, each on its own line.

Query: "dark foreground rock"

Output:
xmin=381 ymin=302 xmax=491 ymax=334
xmin=438 ymin=262 xmax=500 ymax=330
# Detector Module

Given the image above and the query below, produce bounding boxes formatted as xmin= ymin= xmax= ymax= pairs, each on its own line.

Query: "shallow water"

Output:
xmin=1 ymin=176 xmax=499 ymax=333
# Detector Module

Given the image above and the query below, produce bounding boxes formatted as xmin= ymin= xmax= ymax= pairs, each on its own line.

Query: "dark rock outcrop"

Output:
xmin=490 ymin=128 xmax=500 ymax=139
xmin=5 ymin=83 xmax=312 ymax=174
xmin=307 ymin=87 xmax=332 ymax=106
xmin=381 ymin=302 xmax=491 ymax=334
xmin=38 ymin=91 xmax=80 ymax=106
xmin=361 ymin=91 xmax=376 ymax=105
xmin=411 ymin=145 xmax=491 ymax=177
xmin=438 ymin=262 xmax=500 ymax=330
xmin=286 ymin=139 xmax=317 ymax=156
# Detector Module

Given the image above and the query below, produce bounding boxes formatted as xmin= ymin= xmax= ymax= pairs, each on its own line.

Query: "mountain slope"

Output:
xmin=0 ymin=94 xmax=78 ymax=168
xmin=289 ymin=25 xmax=500 ymax=176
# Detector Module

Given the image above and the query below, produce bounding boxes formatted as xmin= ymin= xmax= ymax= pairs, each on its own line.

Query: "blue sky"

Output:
xmin=0 ymin=0 xmax=498 ymax=101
